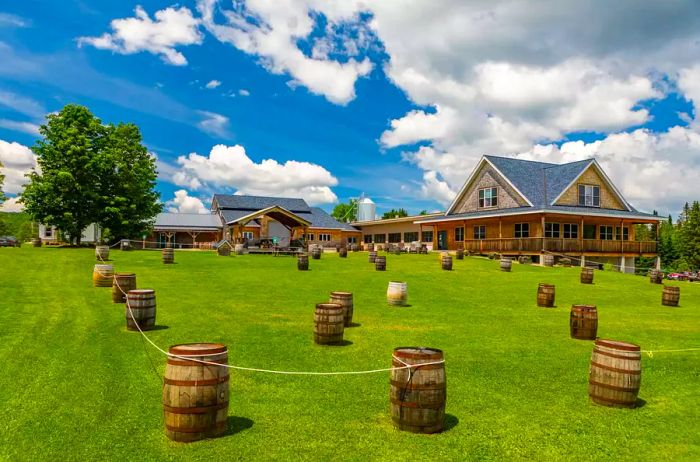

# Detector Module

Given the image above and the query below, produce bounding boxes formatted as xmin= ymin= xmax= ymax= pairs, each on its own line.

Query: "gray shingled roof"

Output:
xmin=154 ymin=213 xmax=222 ymax=230
xmin=220 ymin=209 xmax=260 ymax=227
xmin=484 ymin=155 xmax=596 ymax=207
xmin=307 ymin=207 xmax=359 ymax=231
xmin=417 ymin=205 xmax=659 ymax=224
xmin=213 ymin=194 xmax=310 ymax=213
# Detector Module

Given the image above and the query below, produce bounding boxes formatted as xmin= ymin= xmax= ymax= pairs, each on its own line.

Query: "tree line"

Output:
xmin=649 ymin=202 xmax=700 ymax=272
xmin=5 ymin=104 xmax=161 ymax=245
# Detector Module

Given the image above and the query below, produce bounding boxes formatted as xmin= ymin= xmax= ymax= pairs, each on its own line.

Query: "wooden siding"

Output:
xmin=451 ymin=164 xmax=528 ymax=214
xmin=555 ymin=164 xmax=626 ymax=210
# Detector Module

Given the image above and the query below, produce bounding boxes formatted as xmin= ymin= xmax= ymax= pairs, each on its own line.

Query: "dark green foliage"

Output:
xmin=0 ymin=160 xmax=6 ymax=204
xmin=21 ymin=104 xmax=161 ymax=244
xmin=382 ymin=208 xmax=408 ymax=219
xmin=0 ymin=212 xmax=33 ymax=240
xmin=331 ymin=199 xmax=357 ymax=222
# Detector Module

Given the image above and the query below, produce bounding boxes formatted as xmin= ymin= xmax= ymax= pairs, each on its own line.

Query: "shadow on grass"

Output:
xmin=348 ymin=322 xmax=362 ymax=328
xmin=150 ymin=325 xmax=169 ymax=331
xmin=443 ymin=414 xmax=459 ymax=431
xmin=223 ymin=416 xmax=254 ymax=436
xmin=323 ymin=340 xmax=353 ymax=347
xmin=635 ymin=398 xmax=647 ymax=408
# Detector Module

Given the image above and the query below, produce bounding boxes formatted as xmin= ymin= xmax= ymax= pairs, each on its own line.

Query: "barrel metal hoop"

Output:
xmin=391 ymin=361 xmax=444 ymax=371
xmin=163 ymin=375 xmax=230 ymax=386
xmin=595 ymin=340 xmax=641 ymax=352
xmin=167 ymin=357 xmax=228 ymax=366
xmin=165 ymin=421 xmax=227 ymax=433
xmin=390 ymin=398 xmax=445 ymax=409
xmin=589 ymin=394 xmax=637 ymax=406
xmin=593 ymin=348 xmax=641 ymax=361
xmin=163 ymin=401 xmax=229 ymax=415
xmin=590 ymin=361 xmax=641 ymax=375
xmin=390 ymin=380 xmax=446 ymax=390
xmin=589 ymin=380 xmax=639 ymax=393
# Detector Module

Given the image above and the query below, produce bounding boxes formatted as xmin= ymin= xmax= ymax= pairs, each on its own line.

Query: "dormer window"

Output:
xmin=578 ymin=185 xmax=600 ymax=207
xmin=478 ymin=187 xmax=498 ymax=208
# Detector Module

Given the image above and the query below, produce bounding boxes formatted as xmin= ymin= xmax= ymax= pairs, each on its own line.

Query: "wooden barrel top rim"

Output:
xmin=595 ymin=339 xmax=640 ymax=351
xmin=393 ymin=347 xmax=443 ymax=360
xmin=169 ymin=343 xmax=227 ymax=356
xmin=330 ymin=292 xmax=352 ymax=297
xmin=316 ymin=303 xmax=343 ymax=310
xmin=128 ymin=289 xmax=155 ymax=295
xmin=592 ymin=348 xmax=640 ymax=360
xmin=572 ymin=305 xmax=597 ymax=311
xmin=538 ymin=283 xmax=554 ymax=288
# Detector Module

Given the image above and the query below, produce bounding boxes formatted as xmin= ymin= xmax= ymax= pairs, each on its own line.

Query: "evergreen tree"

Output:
xmin=679 ymin=201 xmax=700 ymax=268
xmin=382 ymin=208 xmax=409 ymax=219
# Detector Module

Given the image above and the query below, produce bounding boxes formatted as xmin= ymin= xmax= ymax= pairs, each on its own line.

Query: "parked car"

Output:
xmin=667 ymin=272 xmax=699 ymax=282
xmin=0 ymin=236 xmax=18 ymax=247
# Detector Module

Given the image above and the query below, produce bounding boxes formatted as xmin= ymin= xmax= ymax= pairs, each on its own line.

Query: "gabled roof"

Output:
xmin=154 ymin=213 xmax=222 ymax=230
xmin=225 ymin=205 xmax=312 ymax=228
xmin=213 ymin=194 xmax=311 ymax=213
xmin=447 ymin=155 xmax=633 ymax=214
xmin=307 ymin=207 xmax=359 ymax=231
xmin=220 ymin=209 xmax=261 ymax=227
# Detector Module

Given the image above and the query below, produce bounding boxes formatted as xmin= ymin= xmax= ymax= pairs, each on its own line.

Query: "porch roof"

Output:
xmin=414 ymin=205 xmax=661 ymax=225
xmin=225 ymin=205 xmax=312 ymax=228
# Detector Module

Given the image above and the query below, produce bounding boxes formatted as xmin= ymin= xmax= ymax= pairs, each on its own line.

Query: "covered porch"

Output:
xmin=225 ymin=205 xmax=312 ymax=250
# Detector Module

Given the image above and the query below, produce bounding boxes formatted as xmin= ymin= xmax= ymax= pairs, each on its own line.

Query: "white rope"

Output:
xmin=641 ymin=347 xmax=700 ymax=358
xmin=99 ymin=253 xmax=445 ymax=376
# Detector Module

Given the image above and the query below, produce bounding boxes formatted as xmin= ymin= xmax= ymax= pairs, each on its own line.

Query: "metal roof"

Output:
xmin=154 ymin=213 xmax=222 ymax=230
xmin=213 ymin=194 xmax=311 ymax=213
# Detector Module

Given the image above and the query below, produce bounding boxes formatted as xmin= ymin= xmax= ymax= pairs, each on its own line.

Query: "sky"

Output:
xmin=0 ymin=1 xmax=699 ymax=218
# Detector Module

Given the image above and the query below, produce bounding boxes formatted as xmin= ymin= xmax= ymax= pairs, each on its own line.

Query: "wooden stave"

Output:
xmin=368 ymin=251 xmax=377 ymax=263
xmin=314 ymin=303 xmax=345 ymax=344
xmin=112 ymin=273 xmax=136 ymax=303
xmin=662 ymin=286 xmax=680 ymax=306
xmin=162 ymin=248 xmax=175 ymax=264
xmin=537 ymin=283 xmax=555 ymax=307
xmin=441 ymin=255 xmax=453 ymax=271
xmin=649 ymin=269 xmax=663 ymax=284
xmin=543 ymin=255 xmax=554 ymax=267
xmin=163 ymin=344 xmax=229 ymax=442
xmin=500 ymin=258 xmax=512 ymax=272
xmin=339 ymin=248 xmax=348 ymax=258
xmin=126 ymin=289 xmax=156 ymax=331
xmin=588 ymin=339 xmax=641 ymax=408
xmin=95 ymin=245 xmax=110 ymax=261
xmin=580 ymin=268 xmax=594 ymax=284
xmin=375 ymin=256 xmax=386 ymax=271
xmin=93 ymin=264 xmax=114 ymax=287
xmin=569 ymin=305 xmax=598 ymax=340
xmin=329 ymin=292 xmax=353 ymax=327
xmin=390 ymin=347 xmax=446 ymax=434
xmin=297 ymin=254 xmax=309 ymax=271
xmin=387 ymin=282 xmax=407 ymax=306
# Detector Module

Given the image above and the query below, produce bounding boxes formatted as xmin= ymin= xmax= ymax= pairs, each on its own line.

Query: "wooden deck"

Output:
xmin=462 ymin=238 xmax=657 ymax=255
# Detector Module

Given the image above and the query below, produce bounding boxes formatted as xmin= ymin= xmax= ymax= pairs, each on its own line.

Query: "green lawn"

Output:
xmin=0 ymin=247 xmax=698 ymax=461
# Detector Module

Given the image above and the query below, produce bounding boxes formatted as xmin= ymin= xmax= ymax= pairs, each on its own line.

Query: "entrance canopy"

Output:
xmin=225 ymin=205 xmax=312 ymax=229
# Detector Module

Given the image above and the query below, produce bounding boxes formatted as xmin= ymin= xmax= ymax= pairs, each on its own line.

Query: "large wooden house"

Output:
xmin=415 ymin=156 xmax=660 ymax=272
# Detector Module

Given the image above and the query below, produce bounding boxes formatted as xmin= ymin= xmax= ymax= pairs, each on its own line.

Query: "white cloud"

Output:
xmin=0 ymin=119 xmax=40 ymax=135
xmin=196 ymin=110 xmax=230 ymax=137
xmin=169 ymin=143 xmax=338 ymax=205
xmin=0 ymin=139 xmax=37 ymax=194
xmin=78 ymin=5 xmax=203 ymax=66
xmin=196 ymin=0 xmax=373 ymax=104
xmin=167 ymin=189 xmax=209 ymax=214
xmin=0 ymin=91 xmax=45 ymax=118
xmin=0 ymin=13 xmax=28 ymax=28
xmin=238 ymin=89 xmax=250 ymax=96
xmin=205 ymin=79 xmax=221 ymax=89
xmin=0 ymin=196 xmax=23 ymax=212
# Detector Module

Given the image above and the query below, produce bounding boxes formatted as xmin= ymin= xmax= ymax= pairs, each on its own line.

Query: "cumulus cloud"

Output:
xmin=168 ymin=144 xmax=338 ymax=205
xmin=0 ymin=196 xmax=23 ymax=212
xmin=78 ymin=5 xmax=203 ymax=66
xmin=0 ymin=139 xmax=37 ymax=194
xmin=196 ymin=0 xmax=373 ymax=104
xmin=205 ymin=79 xmax=221 ymax=89
xmin=196 ymin=110 xmax=230 ymax=137
xmin=167 ymin=189 xmax=209 ymax=214
xmin=238 ymin=89 xmax=250 ymax=96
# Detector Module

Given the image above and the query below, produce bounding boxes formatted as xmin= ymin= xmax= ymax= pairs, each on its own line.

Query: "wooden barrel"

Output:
xmin=163 ymin=343 xmax=229 ymax=442
xmin=649 ymin=269 xmax=663 ymax=284
xmin=217 ymin=245 xmax=230 ymax=256
xmin=387 ymin=281 xmax=407 ymax=306
xmin=126 ymin=289 xmax=156 ymax=331
xmin=441 ymin=254 xmax=452 ymax=271
xmin=112 ymin=273 xmax=136 ymax=303
xmin=352 ymin=244 xmax=359 ymax=252
xmin=390 ymin=347 xmax=446 ymax=434
xmin=456 ymin=249 xmax=464 ymax=260
xmin=314 ymin=303 xmax=344 ymax=345
xmin=368 ymin=251 xmax=377 ymax=263
xmin=330 ymin=292 xmax=353 ymax=327
xmin=95 ymin=245 xmax=109 ymax=261
xmin=543 ymin=254 xmax=554 ymax=267
xmin=162 ymin=247 xmax=174 ymax=264
xmin=367 ymin=243 xmax=374 ymax=251
xmin=93 ymin=264 xmax=114 ymax=287
xmin=234 ymin=244 xmax=245 ymax=255
xmin=662 ymin=285 xmax=680 ymax=307
xmin=297 ymin=254 xmax=309 ymax=271
xmin=537 ymin=283 xmax=555 ymax=307
xmin=588 ymin=339 xmax=641 ymax=408
xmin=581 ymin=268 xmax=594 ymax=284
xmin=518 ymin=256 xmax=532 ymax=265
xmin=120 ymin=240 xmax=132 ymax=251
xmin=311 ymin=246 xmax=322 ymax=260
xmin=31 ymin=238 xmax=42 ymax=247
xmin=339 ymin=247 xmax=348 ymax=258
xmin=570 ymin=305 xmax=598 ymax=340
xmin=375 ymin=255 xmax=386 ymax=271
xmin=560 ymin=258 xmax=572 ymax=267
xmin=500 ymin=257 xmax=512 ymax=272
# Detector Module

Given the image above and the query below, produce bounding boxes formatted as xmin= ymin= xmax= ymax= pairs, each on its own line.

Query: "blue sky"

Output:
xmin=1 ymin=1 xmax=699 ymax=217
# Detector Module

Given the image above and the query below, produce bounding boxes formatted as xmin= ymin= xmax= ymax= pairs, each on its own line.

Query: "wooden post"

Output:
xmin=188 ymin=231 xmax=200 ymax=247
xmin=580 ymin=217 xmax=584 ymax=254
xmin=541 ymin=215 xmax=546 ymax=251
xmin=463 ymin=220 xmax=467 ymax=251
xmin=498 ymin=218 xmax=502 ymax=252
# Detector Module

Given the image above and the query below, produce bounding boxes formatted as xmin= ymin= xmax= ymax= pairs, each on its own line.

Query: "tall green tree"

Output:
xmin=382 ymin=208 xmax=408 ymax=219
xmin=21 ymin=104 xmax=161 ymax=245
xmin=331 ymin=199 xmax=357 ymax=222
xmin=679 ymin=201 xmax=700 ymax=268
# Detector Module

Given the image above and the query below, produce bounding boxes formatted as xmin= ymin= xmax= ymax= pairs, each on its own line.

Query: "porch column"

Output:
xmin=463 ymin=220 xmax=468 ymax=251
xmin=580 ymin=255 xmax=586 ymax=268
xmin=619 ymin=255 xmax=626 ymax=273
xmin=580 ymin=217 xmax=584 ymax=254
xmin=540 ymin=215 xmax=546 ymax=251
xmin=433 ymin=224 xmax=438 ymax=251
xmin=655 ymin=256 xmax=661 ymax=270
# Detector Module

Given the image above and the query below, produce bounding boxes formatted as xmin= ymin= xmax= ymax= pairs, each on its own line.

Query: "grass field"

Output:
xmin=0 ymin=247 xmax=698 ymax=461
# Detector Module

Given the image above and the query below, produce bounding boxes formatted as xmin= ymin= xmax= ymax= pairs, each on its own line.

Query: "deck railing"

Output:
xmin=461 ymin=238 xmax=656 ymax=254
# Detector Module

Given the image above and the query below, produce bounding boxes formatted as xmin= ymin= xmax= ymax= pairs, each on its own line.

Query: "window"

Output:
xmin=578 ymin=185 xmax=600 ymax=207
xmin=363 ymin=235 xmax=373 ymax=244
xmin=615 ymin=227 xmax=629 ymax=241
xmin=454 ymin=227 xmax=465 ymax=242
xmin=44 ymin=227 xmax=53 ymax=238
xmin=347 ymin=236 xmax=357 ymax=244
xmin=599 ymin=226 xmax=614 ymax=240
xmin=421 ymin=231 xmax=433 ymax=242
xmin=563 ymin=224 xmax=578 ymax=239
xmin=318 ymin=233 xmax=331 ymax=242
xmin=374 ymin=234 xmax=386 ymax=243
xmin=304 ymin=233 xmax=314 ymax=241
xmin=478 ymin=187 xmax=498 ymax=208
xmin=403 ymin=232 xmax=419 ymax=242
xmin=474 ymin=225 xmax=486 ymax=240
xmin=514 ymin=223 xmax=530 ymax=238
xmin=388 ymin=233 xmax=401 ymax=243
xmin=242 ymin=231 xmax=254 ymax=240
xmin=544 ymin=222 xmax=560 ymax=238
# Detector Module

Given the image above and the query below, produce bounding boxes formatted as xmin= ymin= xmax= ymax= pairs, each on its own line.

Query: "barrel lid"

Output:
xmin=115 ymin=272 xmax=135 ymax=277
xmin=663 ymin=285 xmax=680 ymax=291
xmin=330 ymin=291 xmax=352 ymax=297
xmin=128 ymin=289 xmax=155 ymax=295
xmin=538 ymin=283 xmax=554 ymax=287
xmin=316 ymin=303 xmax=343 ymax=311
xmin=94 ymin=264 xmax=113 ymax=268
xmin=388 ymin=281 xmax=406 ymax=285
xmin=169 ymin=343 xmax=228 ymax=356
xmin=571 ymin=304 xmax=597 ymax=311
xmin=394 ymin=347 xmax=443 ymax=360
xmin=595 ymin=338 xmax=640 ymax=351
